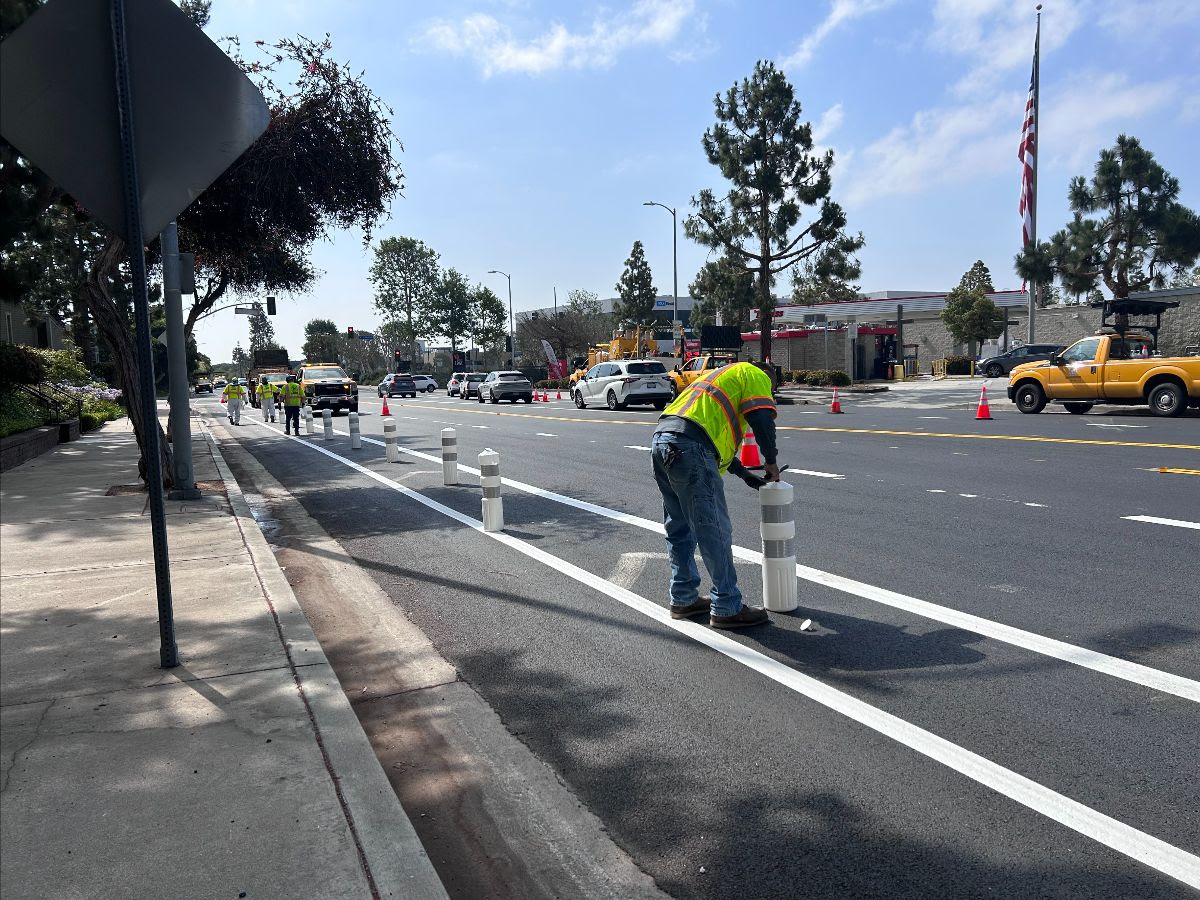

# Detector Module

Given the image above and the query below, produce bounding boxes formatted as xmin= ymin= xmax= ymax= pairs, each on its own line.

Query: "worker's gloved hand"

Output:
xmin=763 ymin=463 xmax=782 ymax=483
xmin=739 ymin=470 xmax=768 ymax=490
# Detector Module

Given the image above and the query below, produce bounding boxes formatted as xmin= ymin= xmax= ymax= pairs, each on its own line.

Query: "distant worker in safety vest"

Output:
xmin=652 ymin=362 xmax=780 ymax=629
xmin=279 ymin=374 xmax=304 ymax=435
xmin=258 ymin=377 xmax=279 ymax=424
xmin=222 ymin=378 xmax=247 ymax=426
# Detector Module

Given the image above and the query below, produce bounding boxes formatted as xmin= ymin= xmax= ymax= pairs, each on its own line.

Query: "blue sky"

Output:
xmin=193 ymin=0 xmax=1200 ymax=362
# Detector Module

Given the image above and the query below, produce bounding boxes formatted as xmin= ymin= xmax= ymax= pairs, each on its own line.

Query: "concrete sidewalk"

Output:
xmin=0 ymin=417 xmax=447 ymax=900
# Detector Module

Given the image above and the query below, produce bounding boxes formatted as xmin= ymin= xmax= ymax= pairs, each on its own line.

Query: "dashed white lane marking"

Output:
xmin=920 ymin=416 xmax=948 ymax=419
xmin=1086 ymin=423 xmax=1149 ymax=429
xmin=624 ymin=445 xmax=652 ymax=452
xmin=246 ymin=419 xmax=1200 ymax=891
xmin=1122 ymin=515 xmax=1200 ymax=531
xmin=784 ymin=469 xmax=845 ymax=480
xmin=959 ymin=493 xmax=978 ymax=498
xmin=927 ymin=489 xmax=947 ymax=493
xmin=307 ymin=422 xmax=1200 ymax=704
xmin=1024 ymin=502 xmax=1047 ymax=508
xmin=472 ymin=425 xmax=489 ymax=429
xmin=536 ymin=433 xmax=558 ymax=438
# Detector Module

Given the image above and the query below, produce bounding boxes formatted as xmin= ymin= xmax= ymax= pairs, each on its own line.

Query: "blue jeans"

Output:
xmin=651 ymin=431 xmax=743 ymax=617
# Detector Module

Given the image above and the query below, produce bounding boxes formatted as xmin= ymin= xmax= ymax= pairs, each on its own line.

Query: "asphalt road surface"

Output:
xmin=200 ymin=389 xmax=1200 ymax=899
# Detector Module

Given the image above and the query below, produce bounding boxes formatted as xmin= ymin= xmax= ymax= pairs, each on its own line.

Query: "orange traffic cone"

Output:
xmin=542 ymin=389 xmax=549 ymax=402
xmin=555 ymin=387 xmax=562 ymax=400
xmin=381 ymin=396 xmax=390 ymax=416
xmin=739 ymin=429 xmax=764 ymax=469
xmin=975 ymin=385 xmax=992 ymax=420
xmin=829 ymin=386 xmax=843 ymax=414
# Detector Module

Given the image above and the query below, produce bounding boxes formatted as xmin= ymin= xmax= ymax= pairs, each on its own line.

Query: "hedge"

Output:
xmin=782 ymin=368 xmax=851 ymax=387
xmin=0 ymin=343 xmax=47 ymax=386
xmin=944 ymin=355 xmax=973 ymax=376
xmin=0 ymin=389 xmax=49 ymax=438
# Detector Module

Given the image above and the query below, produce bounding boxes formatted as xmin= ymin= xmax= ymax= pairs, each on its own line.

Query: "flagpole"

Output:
xmin=1028 ymin=4 xmax=1042 ymax=342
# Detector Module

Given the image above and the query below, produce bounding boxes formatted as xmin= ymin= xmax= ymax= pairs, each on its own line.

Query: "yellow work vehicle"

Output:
xmin=296 ymin=362 xmax=359 ymax=414
xmin=1008 ymin=332 xmax=1200 ymax=417
xmin=569 ymin=327 xmax=660 ymax=385
xmin=666 ymin=353 xmax=738 ymax=396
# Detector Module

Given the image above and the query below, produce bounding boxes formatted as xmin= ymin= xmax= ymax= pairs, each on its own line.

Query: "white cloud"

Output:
xmin=1097 ymin=0 xmax=1200 ymax=36
xmin=417 ymin=0 xmax=696 ymax=77
xmin=928 ymin=0 xmax=1085 ymax=97
xmin=811 ymin=102 xmax=845 ymax=147
xmin=779 ymin=0 xmax=896 ymax=70
xmin=840 ymin=70 xmax=1180 ymax=208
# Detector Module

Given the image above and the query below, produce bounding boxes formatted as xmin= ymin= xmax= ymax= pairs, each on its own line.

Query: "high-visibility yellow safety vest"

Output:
xmin=279 ymin=382 xmax=305 ymax=407
xmin=222 ymin=383 xmax=246 ymax=400
xmin=257 ymin=382 xmax=278 ymax=399
xmin=660 ymin=362 xmax=776 ymax=473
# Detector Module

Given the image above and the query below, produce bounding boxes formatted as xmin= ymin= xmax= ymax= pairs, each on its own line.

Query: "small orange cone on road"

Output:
xmin=740 ymin=429 xmax=764 ymax=469
xmin=556 ymin=387 xmax=562 ymax=400
xmin=381 ymin=397 xmax=391 ymax=416
xmin=975 ymin=385 xmax=992 ymax=420
xmin=829 ymin=386 xmax=843 ymax=414
xmin=542 ymin=389 xmax=550 ymax=402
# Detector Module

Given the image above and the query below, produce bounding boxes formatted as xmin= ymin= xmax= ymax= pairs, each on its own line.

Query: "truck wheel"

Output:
xmin=1148 ymin=382 xmax=1185 ymax=417
xmin=1064 ymin=402 xmax=1093 ymax=415
xmin=1014 ymin=383 xmax=1046 ymax=414
xmin=653 ymin=400 xmax=667 ymax=411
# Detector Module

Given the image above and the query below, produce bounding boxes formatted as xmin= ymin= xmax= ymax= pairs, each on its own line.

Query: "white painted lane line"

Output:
xmin=959 ymin=493 xmax=978 ymax=498
xmin=927 ymin=489 xmax=947 ymax=493
xmin=1086 ymin=423 xmax=1149 ymax=429
xmin=247 ymin=419 xmax=1200 ymax=891
xmin=1123 ymin=515 xmax=1200 ymax=532
xmin=315 ymin=423 xmax=1200 ymax=704
xmin=920 ymin=416 xmax=948 ymax=419
xmin=624 ymin=445 xmax=652 ymax=452
xmin=784 ymin=469 xmax=845 ymax=480
xmin=1024 ymin=502 xmax=1047 ymax=508
xmin=536 ymin=433 xmax=558 ymax=438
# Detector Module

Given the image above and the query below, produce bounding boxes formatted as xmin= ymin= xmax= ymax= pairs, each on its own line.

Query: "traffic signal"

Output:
xmin=394 ymin=349 xmax=402 ymax=365
xmin=347 ymin=326 xmax=355 ymax=338
xmin=265 ymin=295 xmax=276 ymax=316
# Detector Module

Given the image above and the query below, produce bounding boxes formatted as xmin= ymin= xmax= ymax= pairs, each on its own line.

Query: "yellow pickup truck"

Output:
xmin=1007 ymin=332 xmax=1200 ymax=417
xmin=667 ymin=354 xmax=738 ymax=396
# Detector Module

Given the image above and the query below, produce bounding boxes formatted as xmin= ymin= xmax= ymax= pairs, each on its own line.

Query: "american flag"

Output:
xmin=1018 ymin=56 xmax=1037 ymax=247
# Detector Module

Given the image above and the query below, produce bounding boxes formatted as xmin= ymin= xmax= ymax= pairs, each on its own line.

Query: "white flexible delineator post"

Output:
xmin=349 ymin=412 xmax=362 ymax=449
xmin=478 ymin=448 xmax=504 ymax=532
xmin=760 ymin=481 xmax=798 ymax=612
xmin=303 ymin=406 xmax=314 ymax=435
xmin=321 ymin=409 xmax=333 ymax=440
xmin=442 ymin=428 xmax=458 ymax=485
xmin=383 ymin=418 xmax=398 ymax=463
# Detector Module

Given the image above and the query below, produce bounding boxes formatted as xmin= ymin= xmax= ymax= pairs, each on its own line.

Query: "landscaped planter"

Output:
xmin=0 ymin=425 xmax=59 ymax=472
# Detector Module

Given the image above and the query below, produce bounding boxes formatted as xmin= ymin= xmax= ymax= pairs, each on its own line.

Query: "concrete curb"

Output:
xmin=200 ymin=418 xmax=450 ymax=900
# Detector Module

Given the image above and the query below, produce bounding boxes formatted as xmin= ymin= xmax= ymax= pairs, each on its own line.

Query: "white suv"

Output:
xmin=573 ymin=360 xmax=672 ymax=410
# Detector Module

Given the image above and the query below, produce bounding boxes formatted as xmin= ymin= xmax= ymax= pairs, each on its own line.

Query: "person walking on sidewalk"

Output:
xmin=652 ymin=362 xmax=780 ymax=629
xmin=258 ymin=377 xmax=279 ymax=423
xmin=223 ymin=378 xmax=248 ymax=426
xmin=280 ymin=374 xmax=304 ymax=435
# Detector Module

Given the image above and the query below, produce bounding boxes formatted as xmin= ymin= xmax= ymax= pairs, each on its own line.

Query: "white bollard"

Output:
xmin=303 ymin=406 xmax=314 ymax=435
xmin=383 ymin=418 xmax=398 ymax=463
xmin=478 ymin=449 xmax=504 ymax=532
xmin=759 ymin=481 xmax=798 ymax=612
xmin=349 ymin=412 xmax=362 ymax=449
xmin=321 ymin=409 xmax=333 ymax=440
xmin=441 ymin=428 xmax=458 ymax=485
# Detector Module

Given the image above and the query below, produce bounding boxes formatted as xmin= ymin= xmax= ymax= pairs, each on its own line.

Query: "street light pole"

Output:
xmin=488 ymin=269 xmax=513 ymax=366
xmin=643 ymin=201 xmax=678 ymax=333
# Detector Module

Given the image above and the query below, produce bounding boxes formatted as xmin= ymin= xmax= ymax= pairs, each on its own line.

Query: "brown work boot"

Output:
xmin=710 ymin=606 xmax=770 ymax=630
xmin=669 ymin=598 xmax=710 ymax=620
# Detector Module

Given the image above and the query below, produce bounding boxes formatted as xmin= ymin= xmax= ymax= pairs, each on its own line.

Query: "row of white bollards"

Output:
xmin=322 ymin=409 xmax=334 ymax=440
xmin=299 ymin=414 xmax=797 ymax=616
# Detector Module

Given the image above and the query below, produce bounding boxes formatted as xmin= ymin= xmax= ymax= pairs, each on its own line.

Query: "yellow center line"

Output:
xmin=1158 ymin=467 xmax=1200 ymax=475
xmin=371 ymin=401 xmax=1200 ymax=450
xmin=777 ymin=426 xmax=1200 ymax=451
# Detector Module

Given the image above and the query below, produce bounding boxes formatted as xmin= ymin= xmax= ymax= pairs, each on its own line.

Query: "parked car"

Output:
xmin=447 ymin=373 xmax=464 ymax=396
xmin=480 ymin=370 xmax=534 ymax=404
xmin=460 ymin=373 xmax=487 ymax=400
xmin=194 ymin=377 xmax=213 ymax=394
xmin=977 ymin=344 xmax=1062 ymax=378
xmin=412 ymin=374 xmax=437 ymax=393
xmin=574 ymin=359 xmax=672 ymax=410
xmin=378 ymin=373 xmax=417 ymax=398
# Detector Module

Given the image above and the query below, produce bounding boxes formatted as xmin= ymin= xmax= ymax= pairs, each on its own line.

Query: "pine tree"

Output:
xmin=688 ymin=254 xmax=756 ymax=329
xmin=941 ymin=262 xmax=1003 ymax=355
xmin=1016 ymin=135 xmax=1200 ymax=298
xmin=613 ymin=241 xmax=657 ymax=326
xmin=685 ymin=60 xmax=863 ymax=362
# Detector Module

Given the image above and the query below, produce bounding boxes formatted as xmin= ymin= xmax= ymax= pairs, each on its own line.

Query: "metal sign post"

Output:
xmin=111 ymin=0 xmax=177 ymax=667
